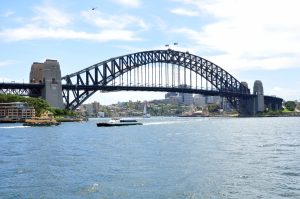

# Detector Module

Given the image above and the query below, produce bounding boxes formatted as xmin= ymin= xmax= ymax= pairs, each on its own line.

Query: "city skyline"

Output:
xmin=1 ymin=0 xmax=300 ymax=105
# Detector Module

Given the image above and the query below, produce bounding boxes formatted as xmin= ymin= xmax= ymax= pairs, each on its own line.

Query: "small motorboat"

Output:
xmin=97 ymin=118 xmax=142 ymax=127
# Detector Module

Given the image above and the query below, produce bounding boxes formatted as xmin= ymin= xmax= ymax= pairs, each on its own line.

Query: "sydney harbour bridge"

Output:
xmin=0 ymin=49 xmax=282 ymax=115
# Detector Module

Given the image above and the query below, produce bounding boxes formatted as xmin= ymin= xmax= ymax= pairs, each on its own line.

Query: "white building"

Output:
xmin=194 ymin=94 xmax=206 ymax=107
xmin=178 ymin=84 xmax=193 ymax=105
xmin=97 ymin=112 xmax=105 ymax=118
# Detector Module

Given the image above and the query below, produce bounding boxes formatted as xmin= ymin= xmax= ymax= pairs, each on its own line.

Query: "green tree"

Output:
xmin=0 ymin=94 xmax=77 ymax=117
xmin=284 ymin=101 xmax=296 ymax=111
xmin=208 ymin=103 xmax=220 ymax=113
xmin=49 ymin=108 xmax=77 ymax=117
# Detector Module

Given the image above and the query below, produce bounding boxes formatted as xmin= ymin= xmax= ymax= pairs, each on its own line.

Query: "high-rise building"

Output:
xmin=165 ymin=92 xmax=177 ymax=99
xmin=205 ymin=96 xmax=221 ymax=104
xmin=179 ymin=93 xmax=193 ymax=105
xmin=92 ymin=101 xmax=100 ymax=114
xmin=194 ymin=94 xmax=206 ymax=107
xmin=82 ymin=104 xmax=93 ymax=116
xmin=165 ymin=92 xmax=178 ymax=104
xmin=178 ymin=84 xmax=193 ymax=105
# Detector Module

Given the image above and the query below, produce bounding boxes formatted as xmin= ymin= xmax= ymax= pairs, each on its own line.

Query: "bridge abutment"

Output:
xmin=253 ymin=80 xmax=265 ymax=114
xmin=30 ymin=59 xmax=64 ymax=108
xmin=239 ymin=80 xmax=266 ymax=115
xmin=239 ymin=82 xmax=255 ymax=115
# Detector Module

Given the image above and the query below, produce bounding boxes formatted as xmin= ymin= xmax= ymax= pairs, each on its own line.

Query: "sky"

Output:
xmin=1 ymin=0 xmax=300 ymax=105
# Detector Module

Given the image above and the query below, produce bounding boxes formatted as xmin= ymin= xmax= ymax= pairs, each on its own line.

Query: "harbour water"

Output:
xmin=0 ymin=117 xmax=299 ymax=198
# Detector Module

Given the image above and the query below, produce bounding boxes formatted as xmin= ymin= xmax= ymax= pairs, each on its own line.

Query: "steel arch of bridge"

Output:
xmin=62 ymin=49 xmax=250 ymax=110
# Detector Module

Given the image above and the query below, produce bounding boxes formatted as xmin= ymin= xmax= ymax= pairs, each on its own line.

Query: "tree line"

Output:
xmin=0 ymin=94 xmax=75 ymax=116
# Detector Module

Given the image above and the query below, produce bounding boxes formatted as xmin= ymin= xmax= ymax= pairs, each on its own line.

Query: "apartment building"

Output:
xmin=0 ymin=102 xmax=35 ymax=122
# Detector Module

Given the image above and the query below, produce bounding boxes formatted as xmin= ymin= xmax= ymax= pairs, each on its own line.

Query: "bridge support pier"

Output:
xmin=239 ymin=97 xmax=255 ymax=115
xmin=30 ymin=59 xmax=64 ymax=108
xmin=239 ymin=80 xmax=265 ymax=115
xmin=239 ymin=82 xmax=249 ymax=115
xmin=253 ymin=80 xmax=265 ymax=114
xmin=264 ymin=96 xmax=283 ymax=112
xmin=239 ymin=80 xmax=284 ymax=116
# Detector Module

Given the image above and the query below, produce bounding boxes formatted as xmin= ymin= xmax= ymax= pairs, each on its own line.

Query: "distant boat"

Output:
xmin=97 ymin=118 xmax=142 ymax=127
xmin=143 ymin=103 xmax=151 ymax=118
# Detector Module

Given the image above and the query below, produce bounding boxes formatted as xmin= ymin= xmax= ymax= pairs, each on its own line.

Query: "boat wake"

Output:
xmin=0 ymin=126 xmax=30 ymax=129
xmin=143 ymin=119 xmax=203 ymax=126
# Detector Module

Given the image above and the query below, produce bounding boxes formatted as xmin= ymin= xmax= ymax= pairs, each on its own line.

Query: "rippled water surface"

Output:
xmin=0 ymin=117 xmax=299 ymax=198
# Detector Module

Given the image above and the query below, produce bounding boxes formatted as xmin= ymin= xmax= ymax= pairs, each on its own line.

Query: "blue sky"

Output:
xmin=1 ymin=0 xmax=300 ymax=104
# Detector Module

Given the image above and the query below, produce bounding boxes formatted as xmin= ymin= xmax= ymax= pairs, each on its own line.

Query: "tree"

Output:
xmin=0 ymin=94 xmax=76 ymax=116
xmin=25 ymin=97 xmax=51 ymax=116
xmin=208 ymin=103 xmax=220 ymax=113
xmin=284 ymin=101 xmax=296 ymax=111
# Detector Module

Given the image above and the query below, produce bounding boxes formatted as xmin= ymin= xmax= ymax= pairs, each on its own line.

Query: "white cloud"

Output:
xmin=266 ymin=87 xmax=300 ymax=101
xmin=112 ymin=0 xmax=141 ymax=8
xmin=154 ymin=17 xmax=167 ymax=31
xmin=81 ymin=10 xmax=148 ymax=30
xmin=0 ymin=77 xmax=14 ymax=82
xmin=115 ymin=45 xmax=149 ymax=53
xmin=2 ymin=10 xmax=15 ymax=17
xmin=0 ymin=25 xmax=140 ymax=42
xmin=32 ymin=4 xmax=71 ymax=27
xmin=0 ymin=5 xmax=145 ymax=42
xmin=0 ymin=60 xmax=15 ymax=67
xmin=170 ymin=8 xmax=199 ymax=17
xmin=171 ymin=0 xmax=300 ymax=72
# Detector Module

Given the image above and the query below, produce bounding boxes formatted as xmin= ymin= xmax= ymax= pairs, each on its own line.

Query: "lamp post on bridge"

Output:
xmin=173 ymin=42 xmax=178 ymax=51
xmin=165 ymin=42 xmax=178 ymax=50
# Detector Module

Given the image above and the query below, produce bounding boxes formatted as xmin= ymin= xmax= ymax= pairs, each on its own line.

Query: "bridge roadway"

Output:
xmin=0 ymin=82 xmax=43 ymax=96
xmin=61 ymin=84 xmax=252 ymax=98
xmin=0 ymin=82 xmax=252 ymax=99
xmin=0 ymin=82 xmax=250 ymax=97
xmin=0 ymin=82 xmax=280 ymax=105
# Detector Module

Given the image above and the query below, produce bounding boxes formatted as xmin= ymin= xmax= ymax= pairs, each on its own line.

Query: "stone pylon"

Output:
xmin=253 ymin=80 xmax=264 ymax=113
xmin=30 ymin=59 xmax=64 ymax=108
xmin=239 ymin=81 xmax=252 ymax=115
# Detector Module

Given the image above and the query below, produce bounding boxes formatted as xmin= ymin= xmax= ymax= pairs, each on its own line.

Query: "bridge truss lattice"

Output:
xmin=62 ymin=49 xmax=250 ymax=110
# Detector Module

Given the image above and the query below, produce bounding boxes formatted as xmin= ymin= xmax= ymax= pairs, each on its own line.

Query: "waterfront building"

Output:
xmin=97 ymin=112 xmax=105 ymax=118
xmin=178 ymin=84 xmax=193 ymax=105
xmin=91 ymin=101 xmax=100 ymax=114
xmin=178 ymin=92 xmax=193 ymax=105
xmin=164 ymin=96 xmax=179 ymax=104
xmin=194 ymin=94 xmax=206 ymax=107
xmin=165 ymin=92 xmax=179 ymax=104
xmin=205 ymin=96 xmax=221 ymax=104
xmin=165 ymin=92 xmax=177 ymax=99
xmin=79 ymin=101 xmax=103 ymax=117
xmin=165 ymin=88 xmax=194 ymax=105
xmin=82 ymin=104 xmax=93 ymax=117
xmin=0 ymin=102 xmax=35 ymax=122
